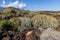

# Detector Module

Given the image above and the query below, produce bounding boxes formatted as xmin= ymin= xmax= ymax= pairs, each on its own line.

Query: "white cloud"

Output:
xmin=3 ymin=0 xmax=5 ymax=4
xmin=0 ymin=0 xmax=26 ymax=8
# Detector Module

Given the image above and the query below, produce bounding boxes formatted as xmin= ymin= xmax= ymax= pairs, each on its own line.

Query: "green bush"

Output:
xmin=3 ymin=8 xmax=13 ymax=16
xmin=28 ymin=11 xmax=40 ymax=18
xmin=9 ymin=17 xmax=21 ymax=26
xmin=0 ymin=14 xmax=6 ymax=19
xmin=2 ymin=8 xmax=17 ymax=17
xmin=0 ymin=20 xmax=18 ymax=31
xmin=16 ymin=10 xmax=29 ymax=17
xmin=32 ymin=14 xmax=58 ymax=29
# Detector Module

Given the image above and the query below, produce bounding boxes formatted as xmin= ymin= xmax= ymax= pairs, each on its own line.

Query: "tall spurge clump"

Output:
xmin=32 ymin=14 xmax=58 ymax=30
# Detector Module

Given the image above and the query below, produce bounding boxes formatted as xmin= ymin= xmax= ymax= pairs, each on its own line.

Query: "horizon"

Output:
xmin=0 ymin=0 xmax=60 ymax=11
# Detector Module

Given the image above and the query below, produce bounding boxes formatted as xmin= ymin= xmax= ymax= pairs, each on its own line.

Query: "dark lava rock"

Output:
xmin=12 ymin=35 xmax=20 ymax=40
xmin=2 ymin=32 xmax=7 ymax=37
xmin=8 ymin=31 xmax=15 ymax=38
xmin=0 ymin=30 xmax=3 ymax=40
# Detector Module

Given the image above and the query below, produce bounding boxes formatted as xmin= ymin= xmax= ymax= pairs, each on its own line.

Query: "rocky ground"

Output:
xmin=0 ymin=29 xmax=42 ymax=40
xmin=0 ymin=27 xmax=60 ymax=40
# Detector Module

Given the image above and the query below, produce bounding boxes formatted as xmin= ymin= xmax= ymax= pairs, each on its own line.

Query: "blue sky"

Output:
xmin=0 ymin=0 xmax=60 ymax=11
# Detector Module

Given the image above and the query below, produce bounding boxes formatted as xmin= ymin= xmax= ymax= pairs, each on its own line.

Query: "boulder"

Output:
xmin=40 ymin=28 xmax=60 ymax=40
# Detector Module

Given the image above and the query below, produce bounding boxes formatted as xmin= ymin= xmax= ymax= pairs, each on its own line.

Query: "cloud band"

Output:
xmin=0 ymin=0 xmax=26 ymax=8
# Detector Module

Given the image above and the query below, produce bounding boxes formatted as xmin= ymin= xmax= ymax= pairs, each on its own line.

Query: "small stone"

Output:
xmin=25 ymin=30 xmax=37 ymax=40
xmin=2 ymin=37 xmax=9 ymax=40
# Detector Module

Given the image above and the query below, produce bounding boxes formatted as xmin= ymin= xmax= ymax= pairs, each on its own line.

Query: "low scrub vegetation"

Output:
xmin=0 ymin=7 xmax=59 ymax=31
